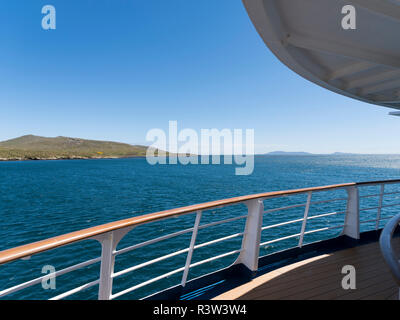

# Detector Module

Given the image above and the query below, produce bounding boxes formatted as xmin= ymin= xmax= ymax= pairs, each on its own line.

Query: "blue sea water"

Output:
xmin=0 ymin=155 xmax=400 ymax=299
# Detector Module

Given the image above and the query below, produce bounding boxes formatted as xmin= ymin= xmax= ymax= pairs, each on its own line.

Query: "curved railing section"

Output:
xmin=379 ymin=213 xmax=400 ymax=288
xmin=1 ymin=179 xmax=400 ymax=300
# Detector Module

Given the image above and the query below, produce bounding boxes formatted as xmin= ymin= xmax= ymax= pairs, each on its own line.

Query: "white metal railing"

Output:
xmin=0 ymin=179 xmax=399 ymax=300
xmin=379 ymin=212 xmax=400 ymax=300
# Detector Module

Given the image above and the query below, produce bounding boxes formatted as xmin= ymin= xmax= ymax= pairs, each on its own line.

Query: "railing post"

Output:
xmin=95 ymin=227 xmax=133 ymax=300
xmin=376 ymin=184 xmax=385 ymax=230
xmin=298 ymin=192 xmax=312 ymax=248
xmin=98 ymin=232 xmax=114 ymax=300
xmin=235 ymin=198 xmax=264 ymax=272
xmin=343 ymin=185 xmax=360 ymax=239
xmin=181 ymin=210 xmax=202 ymax=287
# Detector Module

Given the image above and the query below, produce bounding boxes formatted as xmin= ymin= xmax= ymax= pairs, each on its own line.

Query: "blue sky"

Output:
xmin=0 ymin=0 xmax=399 ymax=154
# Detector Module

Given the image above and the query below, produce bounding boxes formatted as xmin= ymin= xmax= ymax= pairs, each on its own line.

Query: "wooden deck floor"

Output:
xmin=214 ymin=239 xmax=400 ymax=300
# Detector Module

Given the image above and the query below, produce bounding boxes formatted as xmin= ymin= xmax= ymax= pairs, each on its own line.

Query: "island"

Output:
xmin=265 ymin=151 xmax=313 ymax=156
xmin=0 ymin=135 xmax=156 ymax=161
xmin=265 ymin=151 xmax=358 ymax=156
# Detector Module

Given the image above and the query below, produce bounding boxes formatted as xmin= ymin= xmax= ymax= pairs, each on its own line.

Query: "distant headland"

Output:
xmin=0 ymin=135 xmax=153 ymax=161
xmin=265 ymin=151 xmax=357 ymax=156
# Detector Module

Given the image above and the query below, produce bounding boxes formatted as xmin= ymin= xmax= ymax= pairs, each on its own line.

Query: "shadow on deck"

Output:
xmin=214 ymin=239 xmax=400 ymax=300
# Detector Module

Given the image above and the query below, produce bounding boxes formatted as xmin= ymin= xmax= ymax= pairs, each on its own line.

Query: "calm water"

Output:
xmin=1 ymin=155 xmax=400 ymax=299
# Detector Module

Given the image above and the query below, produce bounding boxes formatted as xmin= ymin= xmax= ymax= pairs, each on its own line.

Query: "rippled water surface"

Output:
xmin=1 ymin=155 xmax=400 ymax=299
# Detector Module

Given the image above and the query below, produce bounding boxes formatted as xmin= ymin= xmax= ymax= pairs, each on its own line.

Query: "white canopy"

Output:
xmin=243 ymin=0 xmax=400 ymax=112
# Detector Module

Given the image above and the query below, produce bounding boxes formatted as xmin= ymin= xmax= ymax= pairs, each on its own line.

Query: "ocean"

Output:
xmin=1 ymin=155 xmax=400 ymax=299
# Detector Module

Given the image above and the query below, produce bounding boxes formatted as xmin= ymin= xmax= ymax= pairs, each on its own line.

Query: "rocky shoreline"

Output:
xmin=0 ymin=155 xmax=146 ymax=162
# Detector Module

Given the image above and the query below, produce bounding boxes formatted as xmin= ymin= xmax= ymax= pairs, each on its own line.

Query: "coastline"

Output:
xmin=1 ymin=153 xmax=395 ymax=162
xmin=0 ymin=155 xmax=147 ymax=162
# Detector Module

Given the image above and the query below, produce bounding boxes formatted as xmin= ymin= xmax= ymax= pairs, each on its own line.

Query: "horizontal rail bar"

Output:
xmin=307 ymin=211 xmax=345 ymax=220
xmin=198 ymin=215 xmax=248 ymax=230
xmin=260 ymin=233 xmax=301 ymax=247
xmin=309 ymin=197 xmax=348 ymax=205
xmin=114 ymin=228 xmax=194 ymax=256
xmin=261 ymin=211 xmax=345 ymax=233
xmin=360 ymin=191 xmax=400 ymax=199
xmin=260 ymin=225 xmax=344 ymax=248
xmin=263 ymin=203 xmax=307 ymax=214
xmin=0 ymin=256 xmax=101 ymax=297
xmin=359 ymin=194 xmax=380 ymax=199
xmin=303 ymin=225 xmax=344 ymax=235
xmin=379 ymin=215 xmax=395 ymax=221
xmin=382 ymin=191 xmax=400 ymax=196
xmin=188 ymin=249 xmax=242 ymax=269
xmin=112 ymin=248 xmax=189 ymax=279
xmin=50 ymin=279 xmax=100 ymax=300
xmin=111 ymin=267 xmax=185 ymax=300
xmin=360 ymin=202 xmax=400 ymax=212
xmin=1 ymin=180 xmax=399 ymax=265
xmin=382 ymin=203 xmax=400 ymax=208
xmin=360 ymin=206 xmax=381 ymax=212
xmin=261 ymin=218 xmax=304 ymax=231
xmin=360 ymin=219 xmax=379 ymax=224
xmin=193 ymin=233 xmax=244 ymax=250
xmin=360 ymin=215 xmax=395 ymax=224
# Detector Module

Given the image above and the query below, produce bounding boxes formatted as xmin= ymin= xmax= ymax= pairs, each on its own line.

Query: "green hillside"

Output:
xmin=0 ymin=135 xmax=153 ymax=160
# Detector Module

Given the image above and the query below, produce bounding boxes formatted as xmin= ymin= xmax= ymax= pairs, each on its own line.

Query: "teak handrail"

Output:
xmin=0 ymin=179 xmax=399 ymax=265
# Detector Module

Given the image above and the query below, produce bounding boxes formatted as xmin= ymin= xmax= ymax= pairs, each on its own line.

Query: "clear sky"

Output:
xmin=1 ymin=0 xmax=399 ymax=154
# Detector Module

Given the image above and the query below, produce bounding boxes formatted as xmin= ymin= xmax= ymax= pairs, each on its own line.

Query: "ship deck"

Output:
xmin=214 ymin=238 xmax=400 ymax=300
